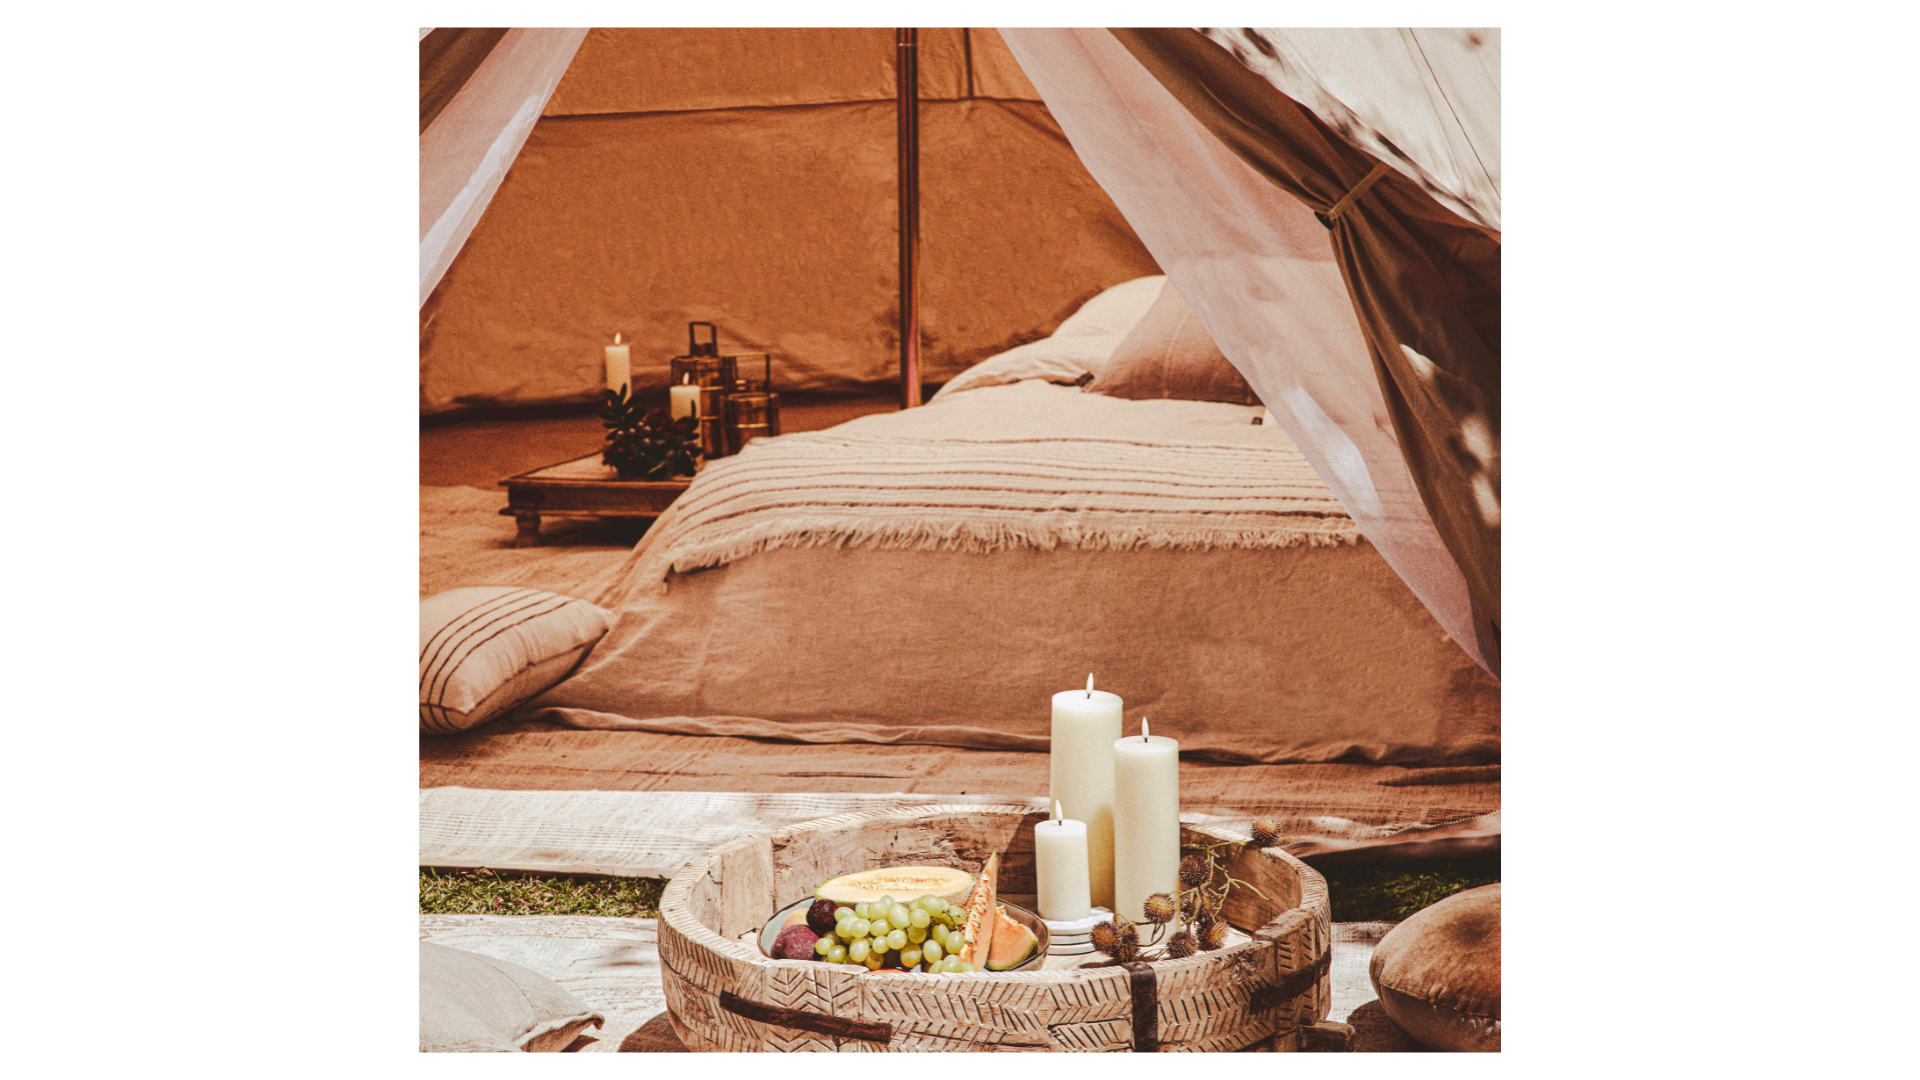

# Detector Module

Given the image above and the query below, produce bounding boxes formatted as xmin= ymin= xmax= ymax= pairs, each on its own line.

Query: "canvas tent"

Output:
xmin=420 ymin=26 xmax=1499 ymax=675
xmin=420 ymin=28 xmax=1160 ymax=412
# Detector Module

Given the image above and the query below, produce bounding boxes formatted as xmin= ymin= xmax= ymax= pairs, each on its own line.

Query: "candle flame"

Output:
xmin=1142 ymin=717 xmax=1150 ymax=742
xmin=1053 ymin=799 xmax=1063 ymax=824
xmin=614 ymin=332 xmax=622 ymax=345
xmin=682 ymin=372 xmax=690 ymax=384
xmin=1086 ymin=672 xmax=1094 ymax=698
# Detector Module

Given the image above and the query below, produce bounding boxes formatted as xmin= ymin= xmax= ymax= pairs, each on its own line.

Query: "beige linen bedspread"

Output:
xmin=525 ymin=382 xmax=1499 ymax=765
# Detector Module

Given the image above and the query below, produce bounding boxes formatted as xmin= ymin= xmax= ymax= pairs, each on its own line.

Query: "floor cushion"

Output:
xmin=420 ymin=941 xmax=604 ymax=1052
xmin=420 ymin=586 xmax=614 ymax=735
xmin=1368 ymin=882 xmax=1500 ymax=1051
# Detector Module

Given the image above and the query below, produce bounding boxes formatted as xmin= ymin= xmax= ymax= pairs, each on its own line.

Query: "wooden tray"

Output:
xmin=496 ymin=452 xmax=694 ymax=547
xmin=657 ymin=804 xmax=1338 ymax=1052
xmin=756 ymin=895 xmax=1050 ymax=973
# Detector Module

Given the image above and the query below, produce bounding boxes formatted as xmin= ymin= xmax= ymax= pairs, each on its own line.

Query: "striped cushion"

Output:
xmin=420 ymin=587 xmax=614 ymax=735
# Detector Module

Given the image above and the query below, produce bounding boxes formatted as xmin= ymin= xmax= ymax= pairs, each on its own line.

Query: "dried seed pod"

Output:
xmin=1111 ymin=937 xmax=1140 ymax=963
xmin=1194 ymin=909 xmax=1215 ymax=941
xmin=1143 ymin=892 xmax=1177 ymax=925
xmin=1164 ymin=930 xmax=1198 ymax=959
xmin=1200 ymin=918 xmax=1229 ymax=950
xmin=1179 ymin=854 xmax=1209 ymax=887
xmin=1118 ymin=920 xmax=1140 ymax=949
xmin=1249 ymin=817 xmax=1282 ymax=848
xmin=1178 ymin=890 xmax=1200 ymax=921
xmin=1090 ymin=920 xmax=1120 ymax=954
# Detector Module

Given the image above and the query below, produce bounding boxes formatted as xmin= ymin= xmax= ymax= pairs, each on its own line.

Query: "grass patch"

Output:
xmin=420 ymin=867 xmax=665 ymax=918
xmin=418 ymin=860 xmax=1497 ymax=924
xmin=1313 ymin=857 xmax=1500 ymax=922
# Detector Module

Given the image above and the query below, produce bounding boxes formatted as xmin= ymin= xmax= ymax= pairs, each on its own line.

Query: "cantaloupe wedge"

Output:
xmin=984 ymin=903 xmax=1039 ymax=971
xmin=957 ymin=852 xmax=999 ymax=967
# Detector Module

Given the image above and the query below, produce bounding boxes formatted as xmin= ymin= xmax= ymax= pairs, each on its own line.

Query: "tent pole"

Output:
xmin=896 ymin=27 xmax=922 ymax=408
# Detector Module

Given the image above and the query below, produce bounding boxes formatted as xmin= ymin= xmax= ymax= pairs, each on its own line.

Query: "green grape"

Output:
xmin=936 ymin=956 xmax=958 ymax=974
xmin=855 ymin=901 xmax=872 ymax=920
xmin=835 ymin=917 xmax=858 ymax=940
xmin=869 ymin=918 xmax=890 ymax=937
xmin=900 ymin=946 xmax=922 ymax=968
xmin=909 ymin=908 xmax=931 ymax=929
xmin=864 ymin=954 xmax=885 ymax=971
xmin=852 ymin=918 xmax=872 ymax=938
xmin=888 ymin=903 xmax=911 ymax=927
xmin=887 ymin=928 xmax=908 ymax=951
xmin=848 ymin=938 xmax=870 ymax=964
xmin=876 ymin=896 xmax=894 ymax=908
xmin=954 ymin=961 xmax=976 ymax=973
xmin=814 ymin=937 xmax=834 ymax=957
xmin=916 ymin=894 xmax=942 ymax=912
xmin=827 ymin=943 xmax=847 ymax=964
xmin=834 ymin=906 xmax=854 ymax=922
xmin=906 ymin=926 xmax=927 ymax=944
xmin=923 ymin=938 xmax=943 ymax=963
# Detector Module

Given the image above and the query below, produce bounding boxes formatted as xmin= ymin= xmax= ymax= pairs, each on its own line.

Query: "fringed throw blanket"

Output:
xmin=617 ymin=388 xmax=1358 ymax=597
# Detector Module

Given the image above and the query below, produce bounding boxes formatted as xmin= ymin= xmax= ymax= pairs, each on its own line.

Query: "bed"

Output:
xmin=514 ymin=277 xmax=1499 ymax=768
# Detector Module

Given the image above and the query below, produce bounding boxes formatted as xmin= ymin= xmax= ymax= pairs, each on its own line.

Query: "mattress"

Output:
xmin=525 ymin=379 xmax=1499 ymax=765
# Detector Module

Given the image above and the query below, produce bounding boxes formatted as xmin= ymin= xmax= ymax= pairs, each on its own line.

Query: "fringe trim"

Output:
xmin=635 ymin=511 xmax=1360 ymax=595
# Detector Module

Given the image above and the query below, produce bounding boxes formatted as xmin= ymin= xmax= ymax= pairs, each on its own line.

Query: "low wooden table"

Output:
xmin=498 ymin=453 xmax=695 ymax=548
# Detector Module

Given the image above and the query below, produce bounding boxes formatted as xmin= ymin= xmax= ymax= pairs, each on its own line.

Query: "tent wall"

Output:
xmin=419 ymin=28 xmax=1159 ymax=415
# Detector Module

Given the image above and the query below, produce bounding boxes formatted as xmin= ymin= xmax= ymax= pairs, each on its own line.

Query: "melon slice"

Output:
xmin=957 ymin=852 xmax=1000 ymax=967
xmin=985 ymin=904 xmax=1039 ymax=971
xmin=813 ymin=865 xmax=976 ymax=906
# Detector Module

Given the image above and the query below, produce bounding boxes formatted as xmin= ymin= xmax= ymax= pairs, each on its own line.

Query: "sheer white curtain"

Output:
xmin=1200 ymin=28 xmax=1501 ymax=234
xmin=420 ymin=28 xmax=587 ymax=308
xmin=999 ymin=28 xmax=1490 ymax=672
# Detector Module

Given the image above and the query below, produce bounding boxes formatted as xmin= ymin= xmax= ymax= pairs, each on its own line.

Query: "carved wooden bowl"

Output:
xmin=657 ymin=804 xmax=1334 ymax=1052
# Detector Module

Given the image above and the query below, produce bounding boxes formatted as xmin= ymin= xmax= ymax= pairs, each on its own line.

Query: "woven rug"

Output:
xmin=420 ymin=485 xmax=634 ymax=600
xmin=420 ymin=786 xmax=1499 ymax=876
xmin=417 ymin=914 xmax=1405 ymax=1052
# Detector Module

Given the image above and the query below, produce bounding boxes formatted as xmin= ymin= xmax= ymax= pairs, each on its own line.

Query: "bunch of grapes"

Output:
xmin=810 ymin=893 xmax=979 ymax=973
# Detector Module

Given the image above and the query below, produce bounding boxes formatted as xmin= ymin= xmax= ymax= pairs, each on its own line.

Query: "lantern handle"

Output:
xmin=688 ymin=321 xmax=719 ymax=358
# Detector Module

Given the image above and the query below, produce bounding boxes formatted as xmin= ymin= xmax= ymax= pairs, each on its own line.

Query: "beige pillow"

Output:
xmin=1369 ymin=882 xmax=1501 ymax=1052
xmin=1082 ymin=280 xmax=1262 ymax=406
xmin=930 ymin=275 xmax=1168 ymax=403
xmin=419 ymin=942 xmax=604 ymax=1052
xmin=420 ymin=586 xmax=614 ymax=735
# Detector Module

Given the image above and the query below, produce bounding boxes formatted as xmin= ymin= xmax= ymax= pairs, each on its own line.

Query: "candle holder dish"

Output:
xmin=658 ymin=804 xmax=1339 ymax=1052
xmin=1040 ymin=907 xmax=1113 ymax=956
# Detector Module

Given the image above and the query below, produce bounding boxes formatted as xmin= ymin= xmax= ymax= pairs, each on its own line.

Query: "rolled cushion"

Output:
xmin=1082 ymin=280 xmax=1261 ymax=406
xmin=1369 ymin=882 xmax=1500 ymax=1052
xmin=420 ymin=586 xmax=614 ymax=734
xmin=420 ymin=941 xmax=603 ymax=1052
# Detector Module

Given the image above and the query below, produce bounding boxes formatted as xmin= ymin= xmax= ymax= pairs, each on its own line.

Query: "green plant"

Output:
xmin=419 ymin=867 xmax=665 ymax=917
xmin=601 ymin=387 xmax=699 ymax=480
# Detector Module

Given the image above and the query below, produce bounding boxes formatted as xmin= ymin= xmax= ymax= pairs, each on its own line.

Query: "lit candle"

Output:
xmin=1112 ymin=718 xmax=1180 ymax=923
xmin=604 ymin=332 xmax=632 ymax=398
xmin=669 ymin=373 xmax=700 ymax=421
xmin=1033 ymin=800 xmax=1091 ymax=922
xmin=1051 ymin=673 xmax=1120 ymax=910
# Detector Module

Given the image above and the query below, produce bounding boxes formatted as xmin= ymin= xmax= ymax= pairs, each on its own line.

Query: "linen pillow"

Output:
xmin=929 ymin=276 xmax=1168 ymax=403
xmin=1082 ymin=280 xmax=1263 ymax=406
xmin=420 ymin=941 xmax=604 ymax=1052
xmin=1368 ymin=882 xmax=1501 ymax=1052
xmin=420 ymin=586 xmax=615 ymax=735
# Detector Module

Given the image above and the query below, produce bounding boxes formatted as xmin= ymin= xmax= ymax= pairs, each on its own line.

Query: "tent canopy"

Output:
xmin=420 ymin=28 xmax=1159 ymax=414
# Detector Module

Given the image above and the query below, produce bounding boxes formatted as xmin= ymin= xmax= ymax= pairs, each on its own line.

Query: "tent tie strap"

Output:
xmin=1315 ymin=162 xmax=1393 ymax=229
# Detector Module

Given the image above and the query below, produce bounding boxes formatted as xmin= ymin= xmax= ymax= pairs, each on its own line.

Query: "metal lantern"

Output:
xmin=667 ymin=323 xmax=782 ymax=458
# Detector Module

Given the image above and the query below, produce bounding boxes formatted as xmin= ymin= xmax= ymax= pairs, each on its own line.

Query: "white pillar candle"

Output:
xmin=1111 ymin=719 xmax=1180 ymax=923
xmin=669 ymin=377 xmax=700 ymax=421
xmin=1033 ymin=801 xmax=1091 ymax=922
xmin=604 ymin=334 xmax=632 ymax=398
xmin=1051 ymin=675 xmax=1121 ymax=909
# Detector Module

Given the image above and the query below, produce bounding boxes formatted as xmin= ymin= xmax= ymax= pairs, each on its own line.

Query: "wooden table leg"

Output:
xmin=512 ymin=512 xmax=542 ymax=548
